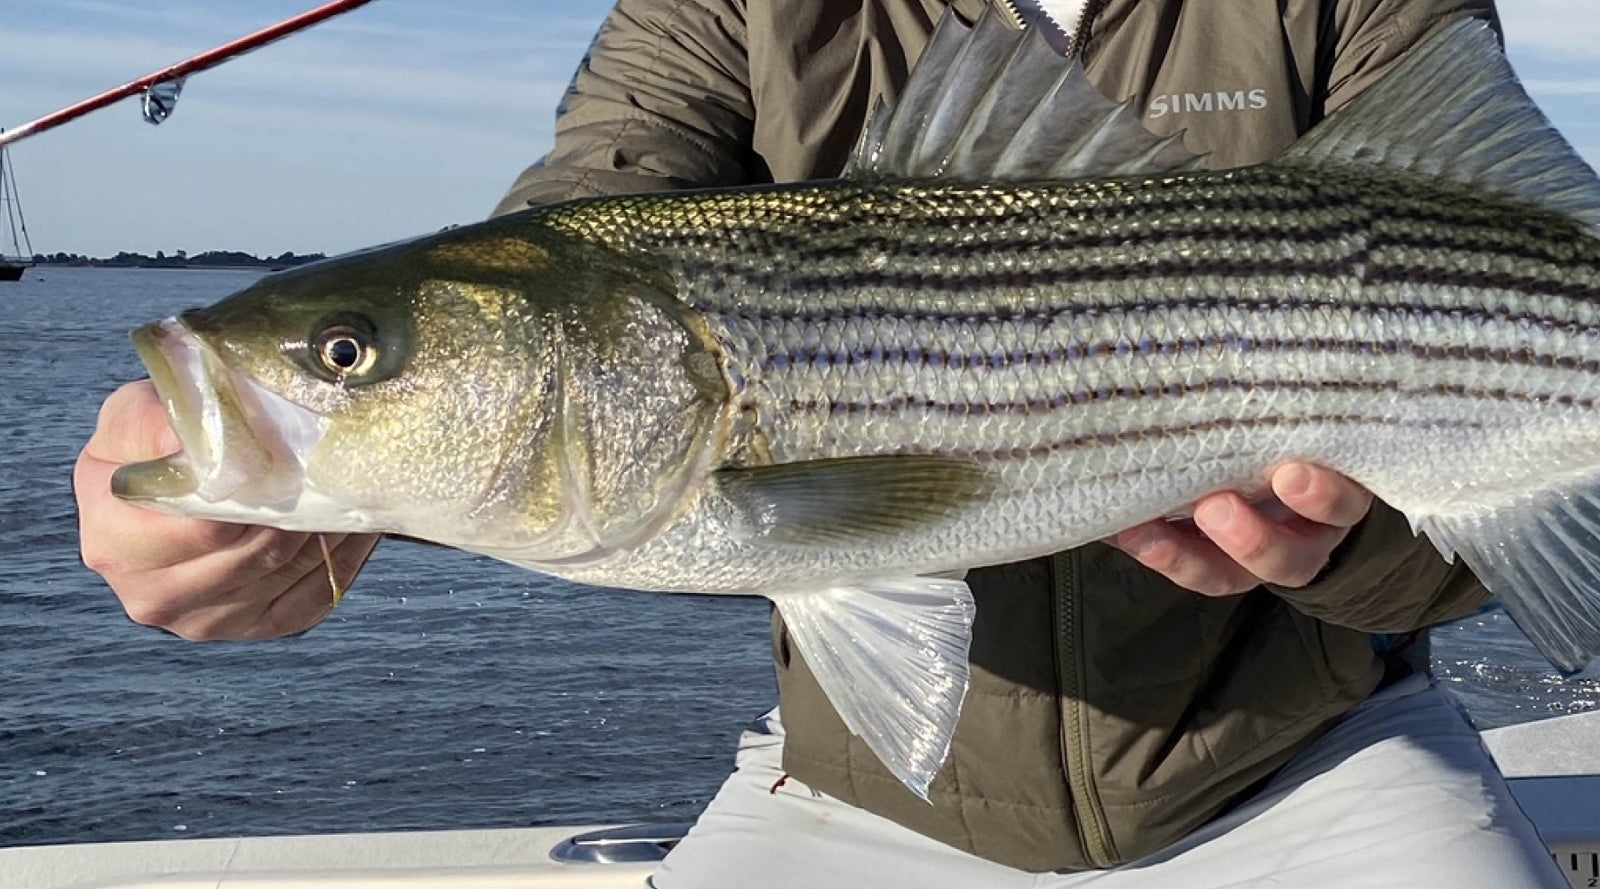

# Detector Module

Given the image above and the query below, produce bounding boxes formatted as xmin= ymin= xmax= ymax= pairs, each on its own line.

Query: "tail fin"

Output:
xmin=1417 ymin=481 xmax=1600 ymax=673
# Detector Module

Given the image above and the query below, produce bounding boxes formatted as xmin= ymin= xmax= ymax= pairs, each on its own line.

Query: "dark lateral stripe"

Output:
xmin=781 ymin=220 xmax=1366 ymax=267
xmin=937 ymin=413 xmax=1489 ymax=464
xmin=763 ymin=334 xmax=1600 ymax=377
xmin=687 ymin=232 xmax=1590 ymax=317
xmin=716 ymin=220 xmax=1582 ymax=303
xmin=1362 ymin=264 xmax=1595 ymax=302
xmin=700 ymin=252 xmax=1591 ymax=304
xmin=719 ymin=295 xmax=1587 ymax=332
xmin=726 ymin=297 xmax=1599 ymax=360
xmin=752 ymin=208 xmax=1576 ymax=275
xmin=792 ymin=378 xmax=1592 ymax=419
xmin=1377 ymin=226 xmax=1579 ymax=263
xmin=710 ymin=257 xmax=1349 ymax=298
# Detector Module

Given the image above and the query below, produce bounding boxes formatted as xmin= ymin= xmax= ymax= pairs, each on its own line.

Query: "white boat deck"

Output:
xmin=2 ymin=824 xmax=659 ymax=888
xmin=5 ymin=711 xmax=1599 ymax=889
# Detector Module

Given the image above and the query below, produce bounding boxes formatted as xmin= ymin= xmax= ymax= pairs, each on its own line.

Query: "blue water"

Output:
xmin=0 ymin=267 xmax=1594 ymax=849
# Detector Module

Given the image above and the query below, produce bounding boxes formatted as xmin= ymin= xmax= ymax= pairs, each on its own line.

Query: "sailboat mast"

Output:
xmin=0 ymin=135 xmax=32 ymax=277
xmin=2 ymin=146 xmax=32 ymax=260
xmin=0 ymin=0 xmax=380 ymax=149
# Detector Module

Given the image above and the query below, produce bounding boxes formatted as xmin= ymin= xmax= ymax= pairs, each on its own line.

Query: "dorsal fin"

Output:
xmin=845 ymin=4 xmax=1202 ymax=182
xmin=1283 ymin=20 xmax=1600 ymax=232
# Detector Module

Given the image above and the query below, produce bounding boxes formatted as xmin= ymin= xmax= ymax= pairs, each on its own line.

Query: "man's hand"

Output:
xmin=74 ymin=380 xmax=381 ymax=640
xmin=1109 ymin=463 xmax=1373 ymax=597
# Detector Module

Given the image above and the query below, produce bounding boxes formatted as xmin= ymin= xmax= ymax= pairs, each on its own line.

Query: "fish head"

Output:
xmin=113 ymin=217 xmax=735 ymax=561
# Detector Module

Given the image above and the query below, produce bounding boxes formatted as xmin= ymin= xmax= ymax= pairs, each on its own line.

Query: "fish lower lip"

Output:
xmin=112 ymin=321 xmax=207 ymax=500
xmin=111 ymin=457 xmax=197 ymax=500
xmin=121 ymin=317 xmax=265 ymax=504
xmin=130 ymin=319 xmax=213 ymax=480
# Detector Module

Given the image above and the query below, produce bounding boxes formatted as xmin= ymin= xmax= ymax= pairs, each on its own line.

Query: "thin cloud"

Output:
xmin=1524 ymin=79 xmax=1600 ymax=98
xmin=7 ymin=0 xmax=238 ymax=33
xmin=0 ymin=13 xmax=591 ymax=122
xmin=1501 ymin=1 xmax=1600 ymax=58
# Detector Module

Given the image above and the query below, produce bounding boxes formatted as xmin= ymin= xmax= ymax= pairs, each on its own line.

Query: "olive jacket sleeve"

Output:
xmin=1267 ymin=503 xmax=1491 ymax=633
xmin=491 ymin=0 xmax=758 ymax=215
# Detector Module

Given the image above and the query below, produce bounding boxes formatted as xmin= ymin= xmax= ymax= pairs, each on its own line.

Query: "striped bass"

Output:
xmin=112 ymin=10 xmax=1600 ymax=797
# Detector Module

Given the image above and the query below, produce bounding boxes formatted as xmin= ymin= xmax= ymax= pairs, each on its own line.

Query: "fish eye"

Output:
xmin=312 ymin=323 xmax=378 ymax=378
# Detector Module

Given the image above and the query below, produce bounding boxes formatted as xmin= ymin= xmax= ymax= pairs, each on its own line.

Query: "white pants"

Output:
xmin=652 ymin=677 xmax=1567 ymax=888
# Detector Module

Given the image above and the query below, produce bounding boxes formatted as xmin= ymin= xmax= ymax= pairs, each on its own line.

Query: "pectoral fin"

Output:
xmin=716 ymin=455 xmax=989 ymax=547
xmin=772 ymin=576 xmax=976 ymax=798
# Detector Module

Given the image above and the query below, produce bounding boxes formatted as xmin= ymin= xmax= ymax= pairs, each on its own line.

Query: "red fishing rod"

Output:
xmin=0 ymin=0 xmax=381 ymax=149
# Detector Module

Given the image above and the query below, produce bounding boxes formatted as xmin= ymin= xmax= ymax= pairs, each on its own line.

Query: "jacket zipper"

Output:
xmin=1054 ymin=2 xmax=1116 ymax=864
xmin=986 ymin=0 xmax=1120 ymax=866
xmin=996 ymin=0 xmax=1029 ymax=30
xmin=1053 ymin=550 xmax=1118 ymax=867
xmin=995 ymin=0 xmax=1103 ymax=58
xmin=1064 ymin=0 xmax=1111 ymax=60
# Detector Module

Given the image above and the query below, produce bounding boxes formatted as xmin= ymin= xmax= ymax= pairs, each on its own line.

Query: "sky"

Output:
xmin=0 ymin=0 xmax=610 ymax=257
xmin=2 ymin=0 xmax=1600 ymax=258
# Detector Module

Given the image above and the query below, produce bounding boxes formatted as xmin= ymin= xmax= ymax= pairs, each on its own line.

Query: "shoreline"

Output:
xmin=34 ymin=263 xmax=293 ymax=271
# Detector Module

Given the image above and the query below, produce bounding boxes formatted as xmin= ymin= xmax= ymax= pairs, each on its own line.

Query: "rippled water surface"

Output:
xmin=0 ymin=267 xmax=1593 ymax=848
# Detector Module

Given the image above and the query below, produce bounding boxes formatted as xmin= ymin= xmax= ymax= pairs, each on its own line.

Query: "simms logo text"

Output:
xmin=1149 ymin=89 xmax=1268 ymax=118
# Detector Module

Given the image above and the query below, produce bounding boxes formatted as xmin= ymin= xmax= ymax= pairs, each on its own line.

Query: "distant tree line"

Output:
xmin=32 ymin=249 xmax=327 ymax=269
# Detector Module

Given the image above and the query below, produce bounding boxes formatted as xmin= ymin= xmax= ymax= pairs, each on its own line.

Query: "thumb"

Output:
xmin=85 ymin=380 xmax=181 ymax=464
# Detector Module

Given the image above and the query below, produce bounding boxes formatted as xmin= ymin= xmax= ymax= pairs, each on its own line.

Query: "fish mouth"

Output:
xmin=112 ymin=318 xmax=327 ymax=511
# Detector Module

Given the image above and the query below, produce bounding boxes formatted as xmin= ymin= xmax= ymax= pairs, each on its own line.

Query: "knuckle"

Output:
xmin=253 ymin=611 xmax=319 ymax=641
xmin=120 ymin=595 xmax=184 ymax=632
xmin=190 ymin=520 xmax=246 ymax=549
xmin=1232 ymin=529 xmax=1274 ymax=566
xmin=1289 ymin=497 xmax=1338 ymax=527
xmin=240 ymin=618 xmax=290 ymax=641
xmin=79 ymin=540 xmax=123 ymax=580
xmin=250 ymin=589 xmax=331 ymax=641
xmin=1273 ymin=562 xmax=1325 ymax=590
xmin=167 ymin=612 xmax=251 ymax=642
xmin=1134 ymin=537 xmax=1184 ymax=577
xmin=1161 ymin=557 xmax=1217 ymax=595
xmin=1212 ymin=524 xmax=1273 ymax=573
xmin=1199 ymin=578 xmax=1249 ymax=597
xmin=252 ymin=532 xmax=311 ymax=573
xmin=90 ymin=381 xmax=178 ymax=460
xmin=1295 ymin=481 xmax=1370 ymax=529
xmin=165 ymin=624 xmax=215 ymax=642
